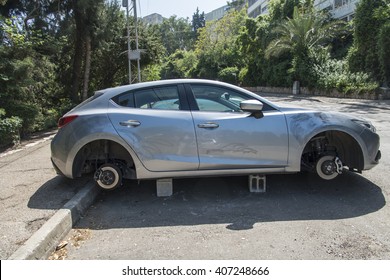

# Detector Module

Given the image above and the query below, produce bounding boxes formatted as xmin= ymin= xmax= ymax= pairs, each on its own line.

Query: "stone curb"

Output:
xmin=8 ymin=181 xmax=100 ymax=260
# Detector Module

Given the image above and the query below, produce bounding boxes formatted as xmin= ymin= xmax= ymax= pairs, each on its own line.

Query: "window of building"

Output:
xmin=334 ymin=0 xmax=349 ymax=8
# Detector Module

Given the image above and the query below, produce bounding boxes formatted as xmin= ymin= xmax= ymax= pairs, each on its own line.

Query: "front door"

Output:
xmin=188 ymin=84 xmax=289 ymax=170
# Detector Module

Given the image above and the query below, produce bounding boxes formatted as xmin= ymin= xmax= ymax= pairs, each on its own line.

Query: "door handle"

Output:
xmin=119 ymin=120 xmax=141 ymax=127
xmin=198 ymin=122 xmax=219 ymax=129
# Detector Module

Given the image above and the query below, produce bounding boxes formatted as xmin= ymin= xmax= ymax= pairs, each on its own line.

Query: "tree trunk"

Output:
xmin=82 ymin=34 xmax=92 ymax=101
xmin=70 ymin=1 xmax=84 ymax=103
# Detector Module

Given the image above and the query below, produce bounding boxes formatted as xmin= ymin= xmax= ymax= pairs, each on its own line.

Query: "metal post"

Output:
xmin=125 ymin=0 xmax=132 ymax=84
xmin=133 ymin=0 xmax=141 ymax=83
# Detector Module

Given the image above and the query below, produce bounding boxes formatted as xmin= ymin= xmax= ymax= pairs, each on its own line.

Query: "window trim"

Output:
xmin=111 ymin=84 xmax=189 ymax=111
xmin=185 ymin=83 xmax=277 ymax=113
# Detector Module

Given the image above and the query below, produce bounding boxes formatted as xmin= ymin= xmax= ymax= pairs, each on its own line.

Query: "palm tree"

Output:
xmin=265 ymin=7 xmax=345 ymax=85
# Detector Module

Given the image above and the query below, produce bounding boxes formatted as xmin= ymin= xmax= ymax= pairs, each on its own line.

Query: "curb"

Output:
xmin=8 ymin=181 xmax=101 ymax=260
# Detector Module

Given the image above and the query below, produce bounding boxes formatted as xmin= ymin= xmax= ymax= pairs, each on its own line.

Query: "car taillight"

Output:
xmin=58 ymin=115 xmax=78 ymax=128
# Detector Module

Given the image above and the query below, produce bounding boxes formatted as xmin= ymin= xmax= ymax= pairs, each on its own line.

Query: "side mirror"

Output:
xmin=240 ymin=100 xmax=264 ymax=119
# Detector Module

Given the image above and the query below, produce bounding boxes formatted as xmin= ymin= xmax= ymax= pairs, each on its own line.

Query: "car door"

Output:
xmin=108 ymin=84 xmax=199 ymax=172
xmin=187 ymin=84 xmax=289 ymax=170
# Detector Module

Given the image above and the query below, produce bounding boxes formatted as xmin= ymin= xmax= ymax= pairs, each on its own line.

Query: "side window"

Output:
xmin=115 ymin=92 xmax=134 ymax=108
xmin=191 ymin=85 xmax=248 ymax=112
xmin=134 ymin=86 xmax=180 ymax=110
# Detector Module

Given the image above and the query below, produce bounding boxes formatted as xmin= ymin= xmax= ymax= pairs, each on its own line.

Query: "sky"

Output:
xmin=136 ymin=0 xmax=230 ymax=19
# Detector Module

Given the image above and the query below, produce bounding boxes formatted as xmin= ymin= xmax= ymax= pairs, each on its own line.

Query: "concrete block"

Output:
xmin=249 ymin=175 xmax=266 ymax=193
xmin=156 ymin=178 xmax=173 ymax=197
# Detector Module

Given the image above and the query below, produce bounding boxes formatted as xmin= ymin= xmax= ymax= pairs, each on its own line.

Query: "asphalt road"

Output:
xmin=56 ymin=94 xmax=390 ymax=260
xmin=0 ymin=131 xmax=89 ymax=259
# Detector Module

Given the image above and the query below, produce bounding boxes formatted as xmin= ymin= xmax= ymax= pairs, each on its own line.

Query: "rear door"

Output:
xmin=108 ymin=84 xmax=199 ymax=172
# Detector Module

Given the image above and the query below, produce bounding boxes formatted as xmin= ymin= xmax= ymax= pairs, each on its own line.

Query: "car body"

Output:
xmin=51 ymin=79 xmax=381 ymax=190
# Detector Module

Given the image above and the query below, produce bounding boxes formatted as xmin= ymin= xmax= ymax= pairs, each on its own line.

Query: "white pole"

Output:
xmin=133 ymin=0 xmax=141 ymax=83
xmin=125 ymin=0 xmax=132 ymax=84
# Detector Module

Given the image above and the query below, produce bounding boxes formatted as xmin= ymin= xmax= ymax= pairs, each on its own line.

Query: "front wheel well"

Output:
xmin=301 ymin=130 xmax=364 ymax=172
xmin=72 ymin=139 xmax=136 ymax=179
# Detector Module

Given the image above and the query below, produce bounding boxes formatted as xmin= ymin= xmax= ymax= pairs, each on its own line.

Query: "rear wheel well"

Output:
xmin=72 ymin=140 xmax=136 ymax=179
xmin=301 ymin=130 xmax=364 ymax=172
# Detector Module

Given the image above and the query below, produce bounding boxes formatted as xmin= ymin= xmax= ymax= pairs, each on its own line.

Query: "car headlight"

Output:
xmin=352 ymin=119 xmax=376 ymax=133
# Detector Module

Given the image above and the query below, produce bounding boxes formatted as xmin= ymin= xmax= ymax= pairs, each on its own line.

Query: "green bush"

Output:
xmin=5 ymin=102 xmax=40 ymax=135
xmin=312 ymin=50 xmax=378 ymax=94
xmin=33 ymin=109 xmax=60 ymax=131
xmin=0 ymin=115 xmax=23 ymax=148
xmin=218 ymin=67 xmax=239 ymax=84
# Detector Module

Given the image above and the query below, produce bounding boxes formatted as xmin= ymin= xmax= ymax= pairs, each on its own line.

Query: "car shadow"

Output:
xmin=27 ymin=176 xmax=90 ymax=210
xmin=73 ymin=172 xmax=385 ymax=231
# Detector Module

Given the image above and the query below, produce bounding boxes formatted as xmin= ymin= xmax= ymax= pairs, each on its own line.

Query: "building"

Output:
xmin=248 ymin=0 xmax=269 ymax=18
xmin=205 ymin=5 xmax=231 ymax=21
xmin=142 ymin=13 xmax=164 ymax=25
xmin=247 ymin=0 xmax=360 ymax=20
xmin=314 ymin=0 xmax=360 ymax=21
xmin=205 ymin=1 xmax=248 ymax=22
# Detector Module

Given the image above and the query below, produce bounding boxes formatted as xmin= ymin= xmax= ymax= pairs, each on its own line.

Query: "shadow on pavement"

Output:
xmin=27 ymin=176 xmax=90 ymax=210
xmin=73 ymin=172 xmax=385 ymax=231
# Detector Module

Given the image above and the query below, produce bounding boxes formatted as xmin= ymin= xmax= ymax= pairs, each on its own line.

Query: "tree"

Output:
xmin=238 ymin=15 xmax=292 ymax=87
xmin=70 ymin=0 xmax=104 ymax=102
xmin=159 ymin=16 xmax=194 ymax=56
xmin=160 ymin=49 xmax=197 ymax=79
xmin=265 ymin=7 xmax=344 ymax=85
xmin=195 ymin=8 xmax=247 ymax=80
xmin=348 ymin=0 xmax=388 ymax=84
xmin=0 ymin=17 xmax=59 ymax=135
xmin=192 ymin=7 xmax=205 ymax=38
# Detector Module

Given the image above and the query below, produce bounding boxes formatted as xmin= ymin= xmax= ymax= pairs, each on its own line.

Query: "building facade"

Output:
xmin=314 ymin=0 xmax=360 ymax=21
xmin=205 ymin=5 xmax=232 ymax=21
xmin=247 ymin=0 xmax=269 ymax=18
xmin=142 ymin=13 xmax=164 ymax=25
xmin=247 ymin=0 xmax=360 ymax=20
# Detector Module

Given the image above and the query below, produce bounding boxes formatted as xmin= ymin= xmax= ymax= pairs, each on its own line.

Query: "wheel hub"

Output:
xmin=100 ymin=170 xmax=115 ymax=185
xmin=322 ymin=160 xmax=337 ymax=175
xmin=316 ymin=155 xmax=343 ymax=180
xmin=93 ymin=164 xmax=122 ymax=190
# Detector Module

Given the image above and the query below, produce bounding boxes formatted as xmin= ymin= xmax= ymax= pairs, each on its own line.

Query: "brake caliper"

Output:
xmin=335 ymin=157 xmax=343 ymax=174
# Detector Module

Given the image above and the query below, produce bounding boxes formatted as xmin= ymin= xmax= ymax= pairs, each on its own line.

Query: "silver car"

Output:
xmin=51 ymin=79 xmax=381 ymax=190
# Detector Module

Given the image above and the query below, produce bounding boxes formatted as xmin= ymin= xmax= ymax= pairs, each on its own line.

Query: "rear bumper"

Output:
xmin=375 ymin=150 xmax=381 ymax=163
xmin=51 ymin=158 xmax=65 ymax=176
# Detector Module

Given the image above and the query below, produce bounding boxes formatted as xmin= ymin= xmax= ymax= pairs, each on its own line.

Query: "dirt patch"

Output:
xmin=323 ymin=234 xmax=389 ymax=259
xmin=48 ymin=229 xmax=92 ymax=260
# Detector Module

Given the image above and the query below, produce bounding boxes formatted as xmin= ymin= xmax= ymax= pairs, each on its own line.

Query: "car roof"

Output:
xmin=69 ymin=79 xmax=281 ymax=114
xmin=102 ymin=79 xmax=269 ymax=101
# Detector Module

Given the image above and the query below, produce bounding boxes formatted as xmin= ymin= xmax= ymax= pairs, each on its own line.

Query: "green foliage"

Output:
xmin=195 ymin=8 xmax=247 ymax=79
xmin=161 ymin=50 xmax=198 ymax=79
xmin=142 ymin=64 xmax=162 ymax=82
xmin=218 ymin=67 xmax=239 ymax=84
xmin=266 ymin=7 xmax=345 ymax=85
xmin=159 ymin=16 xmax=195 ymax=56
xmin=5 ymin=102 xmax=40 ymax=135
xmin=192 ymin=7 xmax=205 ymax=37
xmin=0 ymin=115 xmax=22 ymax=148
xmin=378 ymin=22 xmax=390 ymax=84
xmin=348 ymin=0 xmax=388 ymax=84
xmin=312 ymin=49 xmax=378 ymax=94
xmin=0 ymin=17 xmax=60 ymax=135
xmin=268 ymin=0 xmax=304 ymax=22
